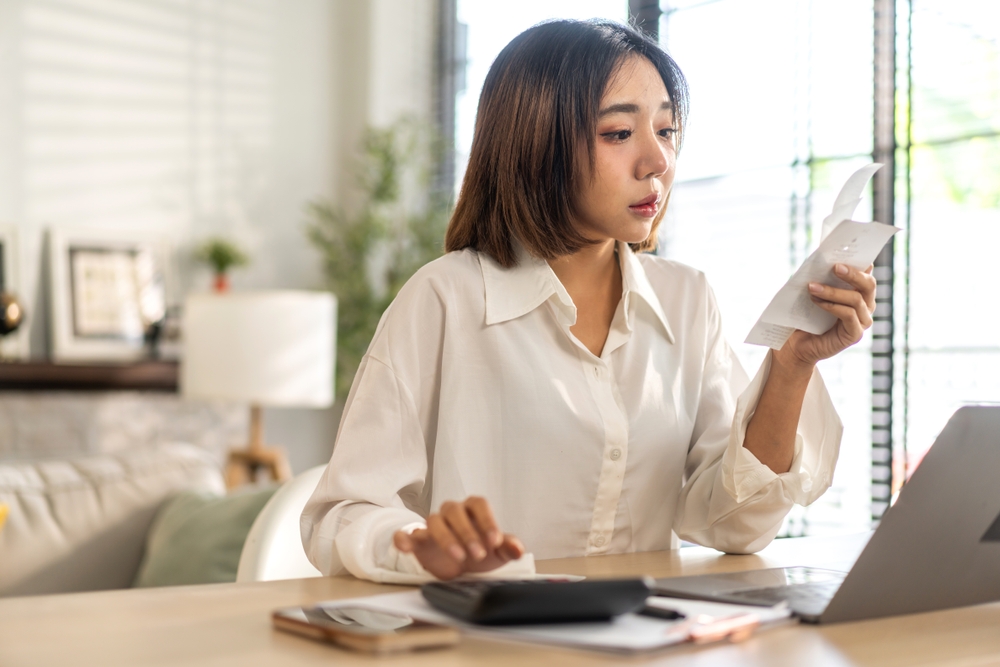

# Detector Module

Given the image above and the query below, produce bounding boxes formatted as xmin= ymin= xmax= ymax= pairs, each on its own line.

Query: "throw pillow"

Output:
xmin=133 ymin=486 xmax=277 ymax=588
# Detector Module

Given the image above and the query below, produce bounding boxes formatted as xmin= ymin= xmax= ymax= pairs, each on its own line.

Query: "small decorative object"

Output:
xmin=181 ymin=291 xmax=336 ymax=489
xmin=0 ymin=289 xmax=25 ymax=363
xmin=48 ymin=228 xmax=170 ymax=362
xmin=0 ymin=292 xmax=24 ymax=336
xmin=146 ymin=305 xmax=182 ymax=360
xmin=194 ymin=237 xmax=249 ymax=292
xmin=0 ymin=224 xmax=26 ymax=360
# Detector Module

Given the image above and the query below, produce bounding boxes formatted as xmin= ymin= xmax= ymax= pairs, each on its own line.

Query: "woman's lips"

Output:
xmin=629 ymin=193 xmax=661 ymax=217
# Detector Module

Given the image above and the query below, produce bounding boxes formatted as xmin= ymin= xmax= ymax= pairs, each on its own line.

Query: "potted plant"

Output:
xmin=195 ymin=238 xmax=250 ymax=292
xmin=306 ymin=119 xmax=451 ymax=397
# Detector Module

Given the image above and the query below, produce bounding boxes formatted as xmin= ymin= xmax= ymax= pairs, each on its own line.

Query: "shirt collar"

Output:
xmin=480 ymin=244 xmax=575 ymax=326
xmin=617 ymin=242 xmax=675 ymax=344
xmin=478 ymin=241 xmax=675 ymax=344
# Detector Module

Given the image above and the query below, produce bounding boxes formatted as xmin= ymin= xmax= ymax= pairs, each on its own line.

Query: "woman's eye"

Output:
xmin=659 ymin=128 xmax=677 ymax=139
xmin=601 ymin=129 xmax=632 ymax=142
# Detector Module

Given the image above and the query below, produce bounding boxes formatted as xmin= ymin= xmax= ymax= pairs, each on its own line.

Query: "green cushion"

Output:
xmin=133 ymin=486 xmax=277 ymax=588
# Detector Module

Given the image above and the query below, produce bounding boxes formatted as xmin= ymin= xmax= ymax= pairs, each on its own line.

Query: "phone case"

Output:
xmin=272 ymin=608 xmax=459 ymax=654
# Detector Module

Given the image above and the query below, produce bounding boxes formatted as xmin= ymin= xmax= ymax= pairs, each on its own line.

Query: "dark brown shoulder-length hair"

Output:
xmin=445 ymin=19 xmax=689 ymax=268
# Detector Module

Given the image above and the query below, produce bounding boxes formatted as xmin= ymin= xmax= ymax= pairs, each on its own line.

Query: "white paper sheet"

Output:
xmin=820 ymin=163 xmax=884 ymax=242
xmin=745 ymin=164 xmax=900 ymax=349
xmin=318 ymin=590 xmax=791 ymax=654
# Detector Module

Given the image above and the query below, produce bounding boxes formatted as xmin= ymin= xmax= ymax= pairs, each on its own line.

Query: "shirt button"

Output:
xmin=610 ymin=448 xmax=621 ymax=461
xmin=594 ymin=536 xmax=606 ymax=547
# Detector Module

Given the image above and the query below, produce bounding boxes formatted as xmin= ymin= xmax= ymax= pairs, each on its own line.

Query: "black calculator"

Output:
xmin=420 ymin=577 xmax=653 ymax=625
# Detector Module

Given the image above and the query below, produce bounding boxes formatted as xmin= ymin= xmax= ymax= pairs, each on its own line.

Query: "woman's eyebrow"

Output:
xmin=599 ymin=102 xmax=639 ymax=117
xmin=598 ymin=100 xmax=674 ymax=118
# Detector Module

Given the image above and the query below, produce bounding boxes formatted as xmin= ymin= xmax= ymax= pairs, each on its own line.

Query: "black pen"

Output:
xmin=638 ymin=603 xmax=686 ymax=621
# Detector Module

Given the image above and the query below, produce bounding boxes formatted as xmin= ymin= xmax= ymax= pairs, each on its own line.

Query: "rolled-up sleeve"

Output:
xmin=673 ymin=286 xmax=843 ymax=554
xmin=300 ymin=350 xmax=436 ymax=582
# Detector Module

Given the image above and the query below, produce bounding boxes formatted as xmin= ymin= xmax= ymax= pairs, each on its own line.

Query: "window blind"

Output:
xmin=20 ymin=0 xmax=274 ymax=234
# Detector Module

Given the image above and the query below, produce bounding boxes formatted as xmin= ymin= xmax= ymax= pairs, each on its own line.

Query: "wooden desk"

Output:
xmin=2 ymin=534 xmax=998 ymax=666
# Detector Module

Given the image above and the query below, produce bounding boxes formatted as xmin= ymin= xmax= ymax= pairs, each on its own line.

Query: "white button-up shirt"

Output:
xmin=301 ymin=243 xmax=842 ymax=583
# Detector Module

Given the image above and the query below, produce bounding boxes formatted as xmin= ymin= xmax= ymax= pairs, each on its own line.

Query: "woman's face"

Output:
xmin=573 ymin=56 xmax=677 ymax=246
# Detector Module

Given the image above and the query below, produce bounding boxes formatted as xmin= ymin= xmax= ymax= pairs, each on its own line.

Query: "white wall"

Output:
xmin=0 ymin=0 xmax=342 ymax=344
xmin=0 ymin=0 xmax=439 ymax=472
xmin=329 ymin=0 xmax=436 ymax=211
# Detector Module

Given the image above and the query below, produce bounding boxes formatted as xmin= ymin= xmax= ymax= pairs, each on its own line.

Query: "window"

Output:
xmin=895 ymin=1 xmax=1000 ymax=489
xmin=661 ymin=0 xmax=1000 ymax=533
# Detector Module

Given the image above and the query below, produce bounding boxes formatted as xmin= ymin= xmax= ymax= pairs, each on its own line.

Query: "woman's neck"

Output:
xmin=547 ymin=239 xmax=622 ymax=357
xmin=547 ymin=239 xmax=619 ymax=294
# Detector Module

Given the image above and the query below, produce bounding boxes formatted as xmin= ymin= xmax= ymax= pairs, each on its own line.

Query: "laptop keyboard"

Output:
xmin=724 ymin=581 xmax=841 ymax=612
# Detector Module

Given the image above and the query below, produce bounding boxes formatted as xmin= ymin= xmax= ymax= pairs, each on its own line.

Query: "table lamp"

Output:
xmin=181 ymin=290 xmax=336 ymax=488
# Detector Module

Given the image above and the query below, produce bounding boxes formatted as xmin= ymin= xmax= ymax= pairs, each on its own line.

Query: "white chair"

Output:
xmin=236 ymin=464 xmax=326 ymax=582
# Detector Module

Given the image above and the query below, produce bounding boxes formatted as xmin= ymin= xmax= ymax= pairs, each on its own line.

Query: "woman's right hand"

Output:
xmin=392 ymin=496 xmax=525 ymax=580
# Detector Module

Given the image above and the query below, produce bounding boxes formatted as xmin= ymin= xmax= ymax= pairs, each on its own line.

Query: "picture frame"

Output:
xmin=0 ymin=224 xmax=27 ymax=360
xmin=48 ymin=227 xmax=171 ymax=362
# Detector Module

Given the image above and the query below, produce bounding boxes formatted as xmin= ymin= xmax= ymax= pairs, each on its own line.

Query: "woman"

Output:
xmin=301 ymin=19 xmax=873 ymax=583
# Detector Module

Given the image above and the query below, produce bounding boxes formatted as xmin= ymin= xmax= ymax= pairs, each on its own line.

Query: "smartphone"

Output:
xmin=272 ymin=605 xmax=459 ymax=654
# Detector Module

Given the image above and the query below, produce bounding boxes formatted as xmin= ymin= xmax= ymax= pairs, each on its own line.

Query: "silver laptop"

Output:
xmin=654 ymin=405 xmax=1000 ymax=623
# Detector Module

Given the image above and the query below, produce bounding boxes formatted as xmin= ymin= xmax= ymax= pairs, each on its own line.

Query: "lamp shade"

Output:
xmin=181 ymin=291 xmax=335 ymax=408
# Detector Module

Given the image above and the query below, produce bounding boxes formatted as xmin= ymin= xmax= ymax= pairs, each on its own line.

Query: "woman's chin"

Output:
xmin=576 ymin=219 xmax=653 ymax=247
xmin=616 ymin=225 xmax=654 ymax=246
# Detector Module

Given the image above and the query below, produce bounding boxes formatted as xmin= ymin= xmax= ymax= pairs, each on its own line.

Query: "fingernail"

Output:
xmin=488 ymin=530 xmax=502 ymax=548
xmin=808 ymin=283 xmax=823 ymax=294
xmin=469 ymin=543 xmax=487 ymax=561
xmin=448 ymin=545 xmax=466 ymax=562
xmin=835 ymin=264 xmax=848 ymax=276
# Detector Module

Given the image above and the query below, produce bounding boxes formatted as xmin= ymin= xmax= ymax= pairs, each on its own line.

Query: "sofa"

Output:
xmin=0 ymin=443 xmax=276 ymax=597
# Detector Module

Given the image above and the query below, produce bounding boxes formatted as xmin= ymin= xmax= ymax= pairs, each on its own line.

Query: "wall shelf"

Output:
xmin=0 ymin=361 xmax=179 ymax=392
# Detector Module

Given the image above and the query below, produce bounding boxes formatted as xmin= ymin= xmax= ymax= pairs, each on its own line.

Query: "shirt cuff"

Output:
xmin=335 ymin=507 xmax=537 ymax=584
xmin=722 ymin=350 xmax=843 ymax=505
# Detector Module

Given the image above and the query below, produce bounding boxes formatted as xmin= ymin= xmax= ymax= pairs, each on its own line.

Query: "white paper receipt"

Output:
xmin=745 ymin=164 xmax=900 ymax=350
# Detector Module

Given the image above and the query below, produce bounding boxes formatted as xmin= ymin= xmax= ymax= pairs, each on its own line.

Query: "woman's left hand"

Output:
xmin=783 ymin=263 xmax=877 ymax=366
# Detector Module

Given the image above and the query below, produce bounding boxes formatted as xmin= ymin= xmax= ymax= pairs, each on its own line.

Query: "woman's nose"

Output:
xmin=636 ymin=131 xmax=671 ymax=180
